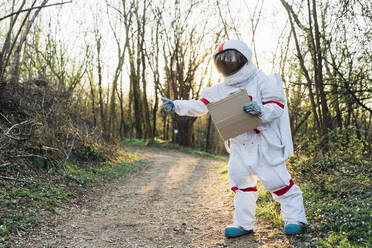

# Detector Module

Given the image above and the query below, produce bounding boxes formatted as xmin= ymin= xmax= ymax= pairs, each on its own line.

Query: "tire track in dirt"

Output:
xmin=10 ymin=147 xmax=297 ymax=248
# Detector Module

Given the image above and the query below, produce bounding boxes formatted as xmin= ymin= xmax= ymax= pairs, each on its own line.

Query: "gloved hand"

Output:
xmin=243 ymin=101 xmax=262 ymax=117
xmin=161 ymin=97 xmax=175 ymax=113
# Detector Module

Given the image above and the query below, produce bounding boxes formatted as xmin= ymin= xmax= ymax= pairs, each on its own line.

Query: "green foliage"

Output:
xmin=122 ymin=138 xmax=149 ymax=147
xmin=256 ymin=183 xmax=283 ymax=227
xmin=78 ymin=144 xmax=108 ymax=162
xmin=288 ymin=128 xmax=372 ymax=247
xmin=319 ymin=232 xmax=367 ymax=248
xmin=62 ymin=159 xmax=146 ymax=185
xmin=0 ymin=179 xmax=74 ymax=243
xmin=122 ymin=138 xmax=228 ymax=161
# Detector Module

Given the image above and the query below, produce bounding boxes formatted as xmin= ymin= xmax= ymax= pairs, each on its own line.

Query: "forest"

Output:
xmin=0 ymin=0 xmax=371 ymax=247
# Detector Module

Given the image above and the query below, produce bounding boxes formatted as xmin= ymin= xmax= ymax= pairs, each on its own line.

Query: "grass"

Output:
xmin=0 ymin=149 xmax=146 ymax=245
xmin=255 ymin=184 xmax=283 ymax=227
xmin=292 ymin=153 xmax=372 ymax=247
xmin=122 ymin=138 xmax=228 ymax=161
xmin=0 ymin=179 xmax=74 ymax=244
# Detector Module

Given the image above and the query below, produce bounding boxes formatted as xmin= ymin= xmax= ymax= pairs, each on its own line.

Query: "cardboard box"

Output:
xmin=207 ymin=90 xmax=261 ymax=140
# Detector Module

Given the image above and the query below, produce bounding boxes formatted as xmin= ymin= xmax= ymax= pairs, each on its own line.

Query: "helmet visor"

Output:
xmin=214 ymin=49 xmax=248 ymax=76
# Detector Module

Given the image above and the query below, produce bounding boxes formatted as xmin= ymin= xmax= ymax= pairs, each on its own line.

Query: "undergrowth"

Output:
xmin=289 ymin=128 xmax=371 ymax=247
xmin=122 ymin=138 xmax=228 ymax=161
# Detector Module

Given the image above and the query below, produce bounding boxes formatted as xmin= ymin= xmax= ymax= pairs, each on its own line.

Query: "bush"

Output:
xmin=0 ymin=79 xmax=114 ymax=174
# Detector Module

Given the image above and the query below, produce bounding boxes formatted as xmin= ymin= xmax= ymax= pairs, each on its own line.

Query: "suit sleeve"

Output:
xmin=173 ymin=100 xmax=208 ymax=117
xmin=259 ymin=74 xmax=285 ymax=124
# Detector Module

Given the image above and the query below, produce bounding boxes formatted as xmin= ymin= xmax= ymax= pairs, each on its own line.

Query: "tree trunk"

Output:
xmin=311 ymin=0 xmax=331 ymax=142
xmin=117 ymin=77 xmax=127 ymax=138
xmin=205 ymin=115 xmax=212 ymax=152
xmin=11 ymin=0 xmax=47 ymax=84
xmin=0 ymin=0 xmax=26 ymax=82
xmin=95 ymin=33 xmax=105 ymax=132
xmin=174 ymin=116 xmax=196 ymax=146
xmin=88 ymin=72 xmax=97 ymax=126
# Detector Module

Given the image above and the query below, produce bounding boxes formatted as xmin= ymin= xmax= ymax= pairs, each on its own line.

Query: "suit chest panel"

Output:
xmin=208 ymin=79 xmax=261 ymax=103
xmin=244 ymin=81 xmax=261 ymax=103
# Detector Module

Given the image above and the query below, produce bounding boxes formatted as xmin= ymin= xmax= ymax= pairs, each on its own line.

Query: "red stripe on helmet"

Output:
xmin=273 ymin=179 xmax=294 ymax=196
xmin=218 ymin=42 xmax=225 ymax=53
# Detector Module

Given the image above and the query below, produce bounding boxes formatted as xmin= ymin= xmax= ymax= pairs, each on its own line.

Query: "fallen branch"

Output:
xmin=0 ymin=175 xmax=25 ymax=183
xmin=64 ymin=134 xmax=77 ymax=164
xmin=14 ymin=154 xmax=46 ymax=159
xmin=6 ymin=120 xmax=31 ymax=135
xmin=0 ymin=162 xmax=10 ymax=168
xmin=0 ymin=112 xmax=12 ymax=125
xmin=2 ymin=133 xmax=27 ymax=141
xmin=2 ymin=120 xmax=33 ymax=141
xmin=42 ymin=146 xmax=59 ymax=151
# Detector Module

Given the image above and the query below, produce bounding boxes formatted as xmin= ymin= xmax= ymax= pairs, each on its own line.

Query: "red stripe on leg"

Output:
xmin=231 ymin=186 xmax=257 ymax=193
xmin=273 ymin=179 xmax=294 ymax=196
xmin=240 ymin=186 xmax=258 ymax=192
xmin=231 ymin=186 xmax=238 ymax=192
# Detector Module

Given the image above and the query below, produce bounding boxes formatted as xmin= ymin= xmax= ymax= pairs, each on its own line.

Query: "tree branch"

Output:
xmin=0 ymin=1 xmax=72 ymax=21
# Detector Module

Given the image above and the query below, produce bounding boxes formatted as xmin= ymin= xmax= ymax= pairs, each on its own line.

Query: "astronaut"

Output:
xmin=161 ymin=40 xmax=307 ymax=237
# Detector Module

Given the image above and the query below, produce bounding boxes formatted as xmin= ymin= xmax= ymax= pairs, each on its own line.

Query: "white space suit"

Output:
xmin=172 ymin=40 xmax=307 ymax=233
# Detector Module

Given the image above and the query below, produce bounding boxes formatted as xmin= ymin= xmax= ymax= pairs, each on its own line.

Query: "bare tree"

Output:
xmin=94 ymin=27 xmax=105 ymax=132
xmin=146 ymin=3 xmax=165 ymax=139
xmin=279 ymin=0 xmax=371 ymax=149
xmin=106 ymin=0 xmax=133 ymax=138
xmin=0 ymin=0 xmax=71 ymax=84
xmin=280 ymin=0 xmax=331 ymax=145
xmin=161 ymin=0 xmax=217 ymax=146
xmin=243 ymin=0 xmax=265 ymax=68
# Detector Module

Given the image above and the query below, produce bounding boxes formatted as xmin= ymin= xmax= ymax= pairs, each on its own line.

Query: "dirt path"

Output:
xmin=11 ymin=147 xmax=297 ymax=248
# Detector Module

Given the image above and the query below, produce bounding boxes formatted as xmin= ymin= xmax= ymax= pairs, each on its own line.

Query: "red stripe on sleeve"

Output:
xmin=263 ymin=100 xmax=284 ymax=109
xmin=273 ymin=179 xmax=294 ymax=196
xmin=249 ymin=95 xmax=253 ymax=101
xmin=200 ymin=98 xmax=210 ymax=105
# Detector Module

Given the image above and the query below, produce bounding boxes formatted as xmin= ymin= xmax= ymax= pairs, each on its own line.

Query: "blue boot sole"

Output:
xmin=225 ymin=226 xmax=253 ymax=238
xmin=285 ymin=224 xmax=304 ymax=235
